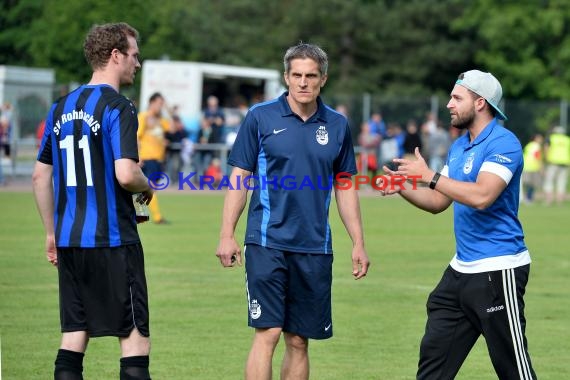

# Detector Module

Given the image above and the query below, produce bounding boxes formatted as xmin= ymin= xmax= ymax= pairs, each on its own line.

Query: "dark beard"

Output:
xmin=451 ymin=109 xmax=475 ymax=130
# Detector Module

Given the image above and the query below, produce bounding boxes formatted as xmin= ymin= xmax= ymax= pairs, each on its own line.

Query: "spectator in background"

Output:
xmin=368 ymin=111 xmax=386 ymax=169
xmin=449 ymin=124 xmax=467 ymax=143
xmin=428 ymin=121 xmax=451 ymax=172
xmin=543 ymin=126 xmax=570 ymax=205
xmin=195 ymin=95 xmax=226 ymax=177
xmin=368 ymin=111 xmax=386 ymax=138
xmin=335 ymin=104 xmax=354 ymax=138
xmin=202 ymin=95 xmax=225 ymax=148
xmin=195 ymin=118 xmax=214 ymax=177
xmin=204 ymin=157 xmax=223 ymax=186
xmin=0 ymin=102 xmax=13 ymax=186
xmin=419 ymin=123 xmax=431 ymax=163
xmin=420 ymin=112 xmax=438 ymax=163
xmin=0 ymin=144 xmax=3 ymax=185
xmin=235 ymin=95 xmax=250 ymax=127
xmin=358 ymin=122 xmax=380 ymax=176
xmin=0 ymin=109 xmax=4 ymax=153
xmin=224 ymin=95 xmax=249 ymax=150
xmin=169 ymin=104 xmax=180 ymax=119
xmin=181 ymin=137 xmax=194 ymax=176
xmin=0 ymin=102 xmax=13 ymax=158
xmin=522 ymin=133 xmax=544 ymax=203
xmin=335 ymin=104 xmax=349 ymax=117
xmin=36 ymin=119 xmax=46 ymax=149
xmin=391 ymin=123 xmax=406 ymax=159
xmin=138 ymin=92 xmax=170 ymax=224
xmin=0 ymin=119 xmax=4 ymax=185
xmin=421 ymin=111 xmax=437 ymax=135
xmin=379 ymin=124 xmax=399 ymax=168
xmin=165 ymin=115 xmax=189 ymax=183
xmin=403 ymin=119 xmax=422 ymax=160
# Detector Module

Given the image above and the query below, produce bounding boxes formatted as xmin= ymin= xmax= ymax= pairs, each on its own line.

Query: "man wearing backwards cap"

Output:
xmin=379 ymin=70 xmax=537 ymax=379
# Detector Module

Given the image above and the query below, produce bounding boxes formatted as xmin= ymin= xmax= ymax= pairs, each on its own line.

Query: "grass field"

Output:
xmin=0 ymin=190 xmax=568 ymax=379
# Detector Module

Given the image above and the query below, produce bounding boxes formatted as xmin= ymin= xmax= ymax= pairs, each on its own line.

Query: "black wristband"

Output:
xmin=429 ymin=172 xmax=441 ymax=190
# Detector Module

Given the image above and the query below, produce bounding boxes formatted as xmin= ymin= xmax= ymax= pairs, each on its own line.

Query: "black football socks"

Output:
xmin=120 ymin=355 xmax=151 ymax=380
xmin=54 ymin=349 xmax=84 ymax=380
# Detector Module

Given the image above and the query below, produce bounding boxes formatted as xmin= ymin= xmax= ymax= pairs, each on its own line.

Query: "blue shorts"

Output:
xmin=244 ymin=244 xmax=333 ymax=340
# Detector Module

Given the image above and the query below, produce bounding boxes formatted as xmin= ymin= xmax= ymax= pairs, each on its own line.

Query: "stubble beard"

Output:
xmin=451 ymin=108 xmax=475 ymax=130
xmin=120 ymin=68 xmax=136 ymax=86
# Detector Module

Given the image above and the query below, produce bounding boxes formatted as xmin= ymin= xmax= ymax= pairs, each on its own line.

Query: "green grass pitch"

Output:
xmin=0 ymin=191 xmax=568 ymax=379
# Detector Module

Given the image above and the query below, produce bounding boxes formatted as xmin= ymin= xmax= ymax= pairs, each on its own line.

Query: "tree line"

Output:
xmin=1 ymin=0 xmax=570 ymax=101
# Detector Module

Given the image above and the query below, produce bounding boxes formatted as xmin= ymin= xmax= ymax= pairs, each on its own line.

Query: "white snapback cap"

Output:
xmin=456 ymin=70 xmax=507 ymax=120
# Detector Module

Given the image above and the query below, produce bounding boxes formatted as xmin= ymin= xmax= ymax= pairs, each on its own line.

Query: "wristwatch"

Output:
xmin=429 ymin=172 xmax=441 ymax=190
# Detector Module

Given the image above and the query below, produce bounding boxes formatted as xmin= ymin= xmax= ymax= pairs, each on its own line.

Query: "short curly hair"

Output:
xmin=84 ymin=22 xmax=139 ymax=70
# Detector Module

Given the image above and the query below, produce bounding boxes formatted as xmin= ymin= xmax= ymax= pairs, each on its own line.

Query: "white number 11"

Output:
xmin=59 ymin=134 xmax=93 ymax=187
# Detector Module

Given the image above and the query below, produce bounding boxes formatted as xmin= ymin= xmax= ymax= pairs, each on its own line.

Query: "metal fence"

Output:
xmin=2 ymin=92 xmax=569 ymax=180
xmin=325 ymin=93 xmax=569 ymax=145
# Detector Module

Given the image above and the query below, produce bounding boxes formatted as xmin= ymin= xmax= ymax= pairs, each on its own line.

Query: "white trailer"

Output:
xmin=139 ymin=60 xmax=283 ymax=135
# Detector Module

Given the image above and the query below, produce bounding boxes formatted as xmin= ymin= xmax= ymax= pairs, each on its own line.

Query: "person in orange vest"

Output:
xmin=138 ymin=92 xmax=171 ymax=224
xmin=543 ymin=126 xmax=570 ymax=205
xmin=522 ymin=133 xmax=543 ymax=203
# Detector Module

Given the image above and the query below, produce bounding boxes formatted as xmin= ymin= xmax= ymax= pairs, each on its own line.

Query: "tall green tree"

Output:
xmin=0 ymin=0 xmax=43 ymax=65
xmin=164 ymin=0 xmax=475 ymax=95
xmin=279 ymin=0 xmax=475 ymax=95
xmin=25 ymin=0 xmax=156 ymax=83
xmin=168 ymin=0 xmax=296 ymax=69
xmin=4 ymin=0 xmax=569 ymax=102
xmin=453 ymin=0 xmax=570 ymax=100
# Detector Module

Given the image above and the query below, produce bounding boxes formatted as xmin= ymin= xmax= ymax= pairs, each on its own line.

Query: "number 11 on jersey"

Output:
xmin=59 ymin=134 xmax=94 ymax=187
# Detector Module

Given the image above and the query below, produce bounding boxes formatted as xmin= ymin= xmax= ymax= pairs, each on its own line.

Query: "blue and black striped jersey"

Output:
xmin=37 ymin=84 xmax=140 ymax=248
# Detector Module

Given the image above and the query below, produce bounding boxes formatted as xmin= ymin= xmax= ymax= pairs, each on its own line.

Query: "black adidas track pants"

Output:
xmin=417 ymin=265 xmax=536 ymax=380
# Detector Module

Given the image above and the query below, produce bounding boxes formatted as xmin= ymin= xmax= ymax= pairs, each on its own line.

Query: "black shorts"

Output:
xmin=57 ymin=243 xmax=150 ymax=337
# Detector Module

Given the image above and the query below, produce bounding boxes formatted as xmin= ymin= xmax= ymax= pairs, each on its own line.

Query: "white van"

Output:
xmin=139 ymin=60 xmax=283 ymax=138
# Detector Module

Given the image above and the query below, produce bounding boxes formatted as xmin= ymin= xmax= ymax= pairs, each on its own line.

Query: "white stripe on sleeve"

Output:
xmin=480 ymin=161 xmax=513 ymax=184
